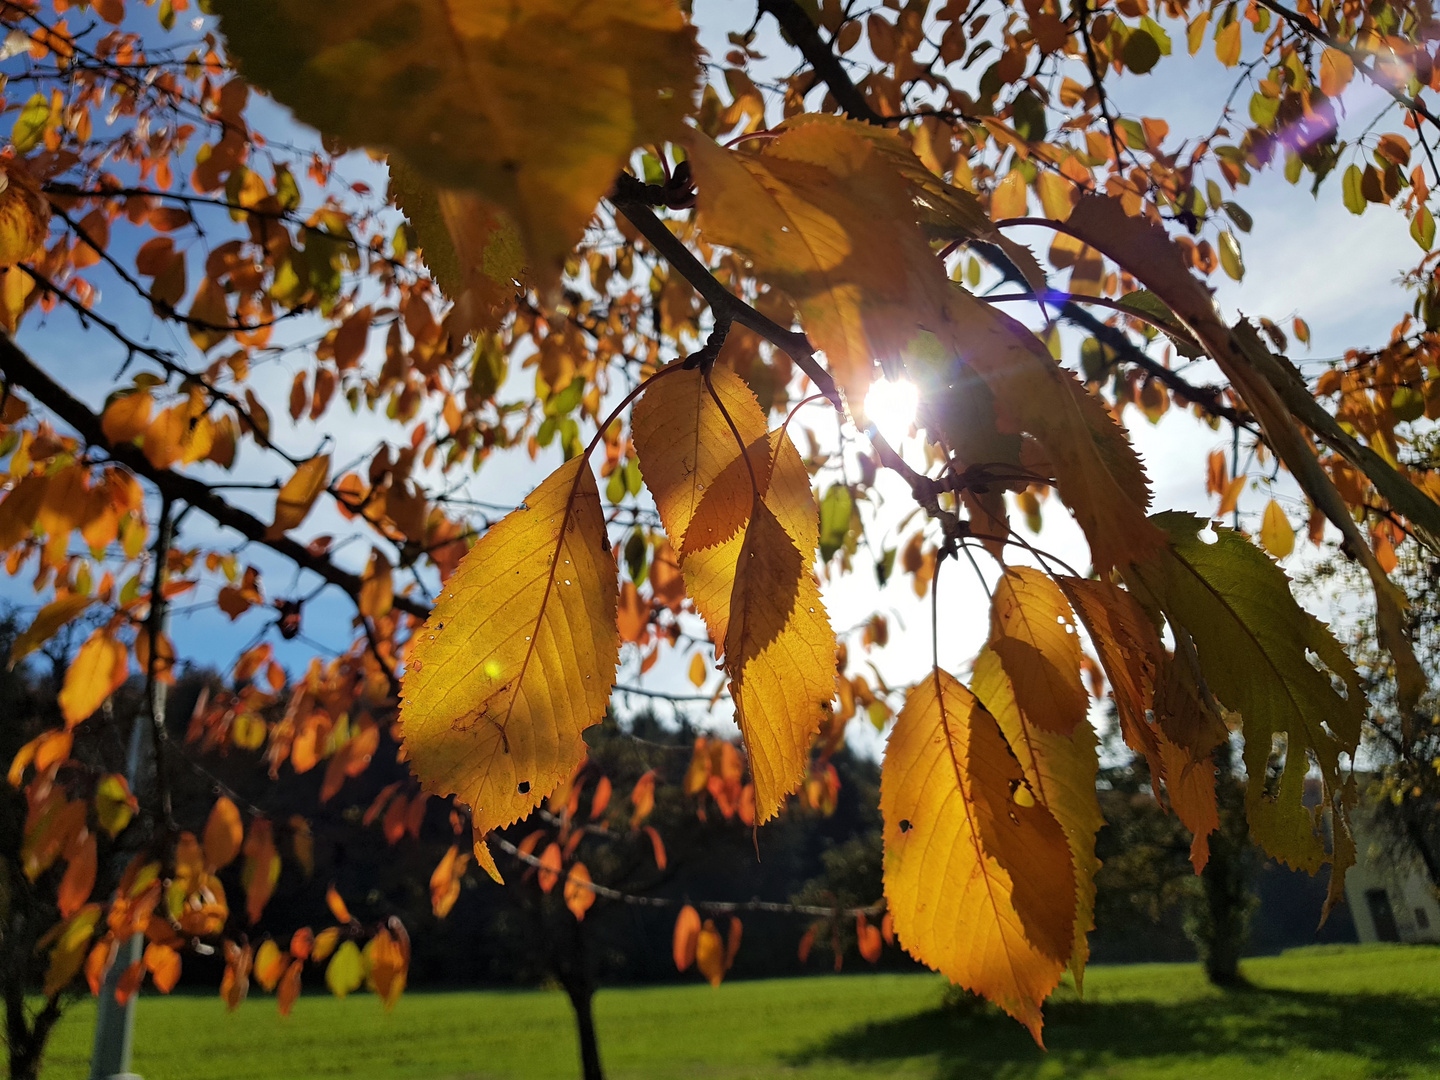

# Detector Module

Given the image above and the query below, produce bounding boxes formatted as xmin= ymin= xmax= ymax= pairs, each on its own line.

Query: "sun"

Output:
xmin=861 ymin=377 xmax=919 ymax=447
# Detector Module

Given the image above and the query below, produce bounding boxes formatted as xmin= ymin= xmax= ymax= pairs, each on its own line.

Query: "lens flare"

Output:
xmin=862 ymin=377 xmax=919 ymax=447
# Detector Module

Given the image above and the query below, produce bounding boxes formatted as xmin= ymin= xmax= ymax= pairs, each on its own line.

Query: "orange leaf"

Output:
xmin=242 ymin=819 xmax=279 ymax=924
xmin=564 ymin=861 xmax=595 ymax=920
xmin=724 ymin=915 xmax=743 ymax=970
xmin=203 ymin=796 xmax=243 ymax=872
xmin=429 ymin=844 xmax=469 ymax=918
xmin=143 ymin=942 xmax=181 ymax=994
xmin=673 ymin=904 xmax=701 ymax=971
xmin=537 ymin=842 xmax=562 ymax=894
xmin=642 ymin=825 xmax=667 ymax=870
xmin=58 ymin=829 xmax=96 ymax=918
xmin=629 ymin=770 xmax=656 ymax=829
xmin=856 ymin=913 xmax=882 ymax=963
xmin=589 ymin=776 xmax=611 ymax=820
xmin=359 ymin=547 xmax=394 ymax=619
xmin=325 ymin=885 xmax=352 ymax=924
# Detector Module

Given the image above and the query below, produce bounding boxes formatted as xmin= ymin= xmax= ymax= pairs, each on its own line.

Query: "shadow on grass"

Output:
xmin=792 ymin=986 xmax=1440 ymax=1078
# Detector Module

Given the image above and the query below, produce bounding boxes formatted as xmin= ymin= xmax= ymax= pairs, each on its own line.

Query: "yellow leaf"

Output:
xmin=689 ymin=121 xmax=945 ymax=403
xmin=1214 ymin=19 xmax=1242 ymax=67
xmin=94 ymin=774 xmax=137 ymax=838
xmin=44 ymin=905 xmax=101 ymax=996
xmin=0 ymin=165 xmax=50 ymax=267
xmin=972 ymin=649 xmax=1103 ymax=990
xmin=1035 ymin=171 xmax=1074 ymax=222
xmin=400 ymin=458 xmax=618 ymax=884
xmin=217 ymin=0 xmax=700 ymax=295
xmin=390 ymin=162 xmax=525 ymax=335
xmin=58 ymin=630 xmax=128 ymax=727
xmin=1319 ymin=48 xmax=1355 ymax=97
xmin=991 ymin=171 xmax=1029 ymax=220
xmin=364 ymin=926 xmax=409 ymax=1010
xmin=312 ymin=926 xmax=341 ymax=963
xmin=359 ymin=547 xmax=394 ymax=619
xmin=324 ymin=939 xmax=364 ymax=999
xmin=267 ymin=454 xmax=330 ymax=540
xmin=1259 ymin=498 xmax=1295 ymax=559
xmin=325 ymin=885 xmax=352 ymax=924
xmin=253 ymin=940 xmax=286 ymax=993
xmin=100 ymin=392 xmax=153 ymax=445
xmin=724 ymin=498 xmax=835 ymax=822
xmin=688 ymin=651 xmax=707 ymax=688
xmin=882 ymin=668 xmax=1073 ymax=1044
xmin=631 ymin=363 xmax=769 ymax=556
xmin=12 ymin=594 xmax=93 ymax=664
xmin=988 ymin=567 xmax=1088 ymax=737
xmin=695 ymin=918 xmax=726 ymax=987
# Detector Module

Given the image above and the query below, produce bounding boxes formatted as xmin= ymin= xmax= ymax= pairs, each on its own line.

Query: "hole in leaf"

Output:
xmin=517 ymin=781 xmax=531 ymax=794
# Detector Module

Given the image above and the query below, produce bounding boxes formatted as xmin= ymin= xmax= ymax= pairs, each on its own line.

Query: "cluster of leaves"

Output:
xmin=2 ymin=0 xmax=1440 ymax=1057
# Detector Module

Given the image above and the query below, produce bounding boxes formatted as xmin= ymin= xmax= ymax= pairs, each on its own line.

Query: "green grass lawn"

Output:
xmin=37 ymin=943 xmax=1440 ymax=1079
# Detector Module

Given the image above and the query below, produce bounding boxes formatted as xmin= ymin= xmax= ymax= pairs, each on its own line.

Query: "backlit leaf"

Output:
xmin=925 ymin=289 xmax=1161 ymax=572
xmin=1128 ymin=514 xmax=1364 ymax=901
xmin=400 ymin=458 xmax=618 ymax=884
xmin=217 ymin=0 xmax=700 ymax=294
xmin=724 ymin=498 xmax=835 ymax=822
xmin=1259 ymin=498 xmax=1295 ymax=559
xmin=690 ymin=120 xmax=946 ymax=402
xmin=94 ymin=774 xmax=136 ymax=838
xmin=266 ymin=454 xmax=330 ymax=540
xmin=58 ymin=630 xmax=128 ymax=727
xmin=1319 ymin=48 xmax=1354 ymax=97
xmin=882 ymin=668 xmax=1074 ymax=1044
xmin=988 ymin=567 xmax=1088 ymax=737
xmin=971 ymin=648 xmax=1103 ymax=990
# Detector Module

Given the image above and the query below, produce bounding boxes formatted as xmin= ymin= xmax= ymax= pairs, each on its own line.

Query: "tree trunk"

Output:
xmin=1190 ymin=747 xmax=1254 ymax=988
xmin=6 ymin=991 xmax=59 ymax=1080
xmin=562 ymin=973 xmax=605 ymax=1080
xmin=549 ymin=906 xmax=605 ymax=1080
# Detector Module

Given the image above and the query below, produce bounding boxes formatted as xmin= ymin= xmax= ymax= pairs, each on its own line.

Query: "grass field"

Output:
xmin=36 ymin=943 xmax=1440 ymax=1079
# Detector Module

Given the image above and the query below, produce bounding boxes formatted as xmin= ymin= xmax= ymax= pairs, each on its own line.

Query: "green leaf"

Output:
xmin=1411 ymin=204 xmax=1435 ymax=251
xmin=819 ymin=484 xmax=854 ymax=562
xmin=1126 ymin=513 xmax=1366 ymax=881
xmin=1123 ymin=27 xmax=1162 ymax=73
xmin=1342 ymin=164 xmax=1366 ymax=215
xmin=1218 ymin=230 xmax=1244 ymax=281
xmin=11 ymin=94 xmax=51 ymax=154
xmin=1222 ymin=202 xmax=1253 ymax=233
xmin=325 ymin=940 xmax=365 ymax=999
xmin=1139 ymin=16 xmax=1172 ymax=54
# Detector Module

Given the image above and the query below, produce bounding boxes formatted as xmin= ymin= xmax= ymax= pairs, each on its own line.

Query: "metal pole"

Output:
xmin=91 ymin=499 xmax=174 ymax=1080
xmin=88 ymin=700 xmax=153 ymax=1080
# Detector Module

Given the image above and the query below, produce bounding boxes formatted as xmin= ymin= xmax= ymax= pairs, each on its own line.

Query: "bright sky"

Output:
xmin=6 ymin=4 xmax=1423 ymax=759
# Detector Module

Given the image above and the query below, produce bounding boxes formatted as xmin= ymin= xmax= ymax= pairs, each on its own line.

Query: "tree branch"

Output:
xmin=609 ymin=183 xmax=842 ymax=408
xmin=0 ymin=334 xmax=431 ymax=619
xmin=1254 ymin=0 xmax=1440 ymax=132
xmin=757 ymin=0 xmax=884 ymax=124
